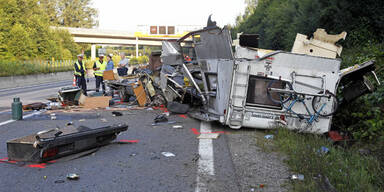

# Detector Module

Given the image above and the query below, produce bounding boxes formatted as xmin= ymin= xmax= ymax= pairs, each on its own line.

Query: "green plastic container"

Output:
xmin=11 ymin=97 xmax=23 ymax=120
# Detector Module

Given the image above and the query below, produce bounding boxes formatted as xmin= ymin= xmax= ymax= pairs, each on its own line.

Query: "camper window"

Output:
xmin=246 ymin=76 xmax=283 ymax=109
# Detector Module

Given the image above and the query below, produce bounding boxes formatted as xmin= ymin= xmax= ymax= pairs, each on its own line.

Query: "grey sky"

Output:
xmin=92 ymin=0 xmax=245 ymax=32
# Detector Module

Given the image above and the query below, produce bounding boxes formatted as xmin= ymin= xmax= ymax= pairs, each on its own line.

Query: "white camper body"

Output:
xmin=224 ymin=46 xmax=340 ymax=133
xmin=160 ymin=25 xmax=378 ymax=134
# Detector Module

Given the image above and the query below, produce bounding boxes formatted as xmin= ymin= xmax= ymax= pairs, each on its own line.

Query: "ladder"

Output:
xmin=228 ymin=61 xmax=251 ymax=128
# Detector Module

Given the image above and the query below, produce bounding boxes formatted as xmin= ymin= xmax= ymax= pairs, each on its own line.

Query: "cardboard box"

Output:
xmin=103 ymin=70 xmax=115 ymax=80
xmin=79 ymin=94 xmax=112 ymax=109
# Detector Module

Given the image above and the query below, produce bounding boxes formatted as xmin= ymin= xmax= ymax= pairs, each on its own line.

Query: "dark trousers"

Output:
xmin=95 ymin=76 xmax=105 ymax=92
xmin=76 ymin=75 xmax=87 ymax=96
xmin=117 ymin=67 xmax=128 ymax=76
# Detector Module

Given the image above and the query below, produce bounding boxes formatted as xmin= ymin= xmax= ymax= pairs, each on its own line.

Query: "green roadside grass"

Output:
xmin=267 ymin=128 xmax=384 ymax=192
xmin=0 ymin=60 xmax=74 ymax=77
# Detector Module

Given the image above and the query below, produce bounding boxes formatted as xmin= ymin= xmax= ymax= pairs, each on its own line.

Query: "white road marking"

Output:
xmin=0 ymin=109 xmax=11 ymax=114
xmin=195 ymin=121 xmax=215 ymax=192
xmin=0 ymin=111 xmax=41 ymax=127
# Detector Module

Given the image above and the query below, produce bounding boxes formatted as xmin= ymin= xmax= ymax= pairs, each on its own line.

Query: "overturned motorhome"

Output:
xmin=159 ymin=21 xmax=380 ymax=134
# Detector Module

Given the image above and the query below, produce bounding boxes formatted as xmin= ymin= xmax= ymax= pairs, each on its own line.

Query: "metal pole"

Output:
xmin=182 ymin=63 xmax=206 ymax=103
xmin=91 ymin=44 xmax=96 ymax=60
xmin=136 ymin=37 xmax=139 ymax=58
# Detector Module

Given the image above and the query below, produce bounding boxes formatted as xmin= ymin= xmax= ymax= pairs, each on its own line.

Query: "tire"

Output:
xmin=267 ymin=80 xmax=293 ymax=104
xmin=312 ymin=91 xmax=338 ymax=117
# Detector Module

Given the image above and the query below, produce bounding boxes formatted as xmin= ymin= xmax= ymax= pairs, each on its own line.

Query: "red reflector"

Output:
xmin=280 ymin=115 xmax=285 ymax=121
xmin=43 ymin=147 xmax=58 ymax=158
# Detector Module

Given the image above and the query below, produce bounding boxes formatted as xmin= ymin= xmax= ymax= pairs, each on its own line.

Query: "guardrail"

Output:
xmin=0 ymin=59 xmax=151 ymax=77
xmin=0 ymin=60 xmax=76 ymax=77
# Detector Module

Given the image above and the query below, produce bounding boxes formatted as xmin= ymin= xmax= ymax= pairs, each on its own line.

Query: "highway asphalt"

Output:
xmin=0 ymin=81 xmax=290 ymax=192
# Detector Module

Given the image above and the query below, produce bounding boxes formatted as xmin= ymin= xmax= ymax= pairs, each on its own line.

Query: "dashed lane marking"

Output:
xmin=195 ymin=121 xmax=215 ymax=192
xmin=0 ymin=111 xmax=41 ymax=127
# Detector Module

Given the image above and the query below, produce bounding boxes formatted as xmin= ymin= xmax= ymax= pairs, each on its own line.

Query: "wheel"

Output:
xmin=312 ymin=91 xmax=338 ymax=117
xmin=267 ymin=80 xmax=293 ymax=104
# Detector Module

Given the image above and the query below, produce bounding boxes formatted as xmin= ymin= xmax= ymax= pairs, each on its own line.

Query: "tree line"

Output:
xmin=234 ymin=0 xmax=384 ymax=141
xmin=0 ymin=0 xmax=98 ymax=61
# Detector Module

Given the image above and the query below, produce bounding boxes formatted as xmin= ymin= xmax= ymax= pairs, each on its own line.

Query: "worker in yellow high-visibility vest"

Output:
xmin=93 ymin=54 xmax=107 ymax=93
xmin=74 ymin=54 xmax=87 ymax=96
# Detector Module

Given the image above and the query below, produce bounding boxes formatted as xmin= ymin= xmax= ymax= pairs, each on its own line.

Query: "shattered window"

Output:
xmin=246 ymin=76 xmax=282 ymax=109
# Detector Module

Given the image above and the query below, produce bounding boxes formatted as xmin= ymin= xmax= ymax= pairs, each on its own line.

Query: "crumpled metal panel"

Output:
xmin=194 ymin=27 xmax=233 ymax=60
xmin=160 ymin=41 xmax=183 ymax=66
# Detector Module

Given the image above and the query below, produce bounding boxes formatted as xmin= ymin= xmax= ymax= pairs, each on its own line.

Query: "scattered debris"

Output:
xmin=112 ymin=111 xmax=123 ymax=116
xmin=114 ymin=140 xmax=139 ymax=144
xmin=146 ymin=108 xmax=154 ymax=111
xmin=66 ymin=122 xmax=73 ymax=126
xmin=318 ymin=174 xmax=338 ymax=192
xmin=50 ymin=113 xmax=56 ymax=120
xmin=264 ymin=135 xmax=274 ymax=140
xmin=100 ymin=118 xmax=108 ymax=122
xmin=358 ymin=148 xmax=371 ymax=156
xmin=152 ymin=121 xmax=176 ymax=126
xmin=46 ymin=97 xmax=58 ymax=102
xmin=58 ymin=87 xmax=82 ymax=106
xmin=79 ymin=119 xmax=85 ymax=122
xmin=172 ymin=125 xmax=183 ymax=129
xmin=46 ymin=102 xmax=62 ymax=110
xmin=328 ymin=131 xmax=349 ymax=142
xmin=7 ymin=124 xmax=128 ymax=162
xmin=66 ymin=173 xmax=79 ymax=180
xmin=22 ymin=102 xmax=47 ymax=110
xmin=150 ymin=156 xmax=160 ymax=160
xmin=161 ymin=152 xmax=175 ymax=157
xmin=54 ymin=180 xmax=65 ymax=184
xmin=167 ymin=102 xmax=190 ymax=114
xmin=154 ymin=114 xmax=168 ymax=123
xmin=291 ymin=174 xmax=304 ymax=181
xmin=197 ymin=133 xmax=220 ymax=139
xmin=192 ymin=154 xmax=200 ymax=162
xmin=318 ymin=146 xmax=330 ymax=154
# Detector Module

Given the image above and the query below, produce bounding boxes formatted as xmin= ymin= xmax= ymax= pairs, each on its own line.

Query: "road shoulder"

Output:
xmin=226 ymin=128 xmax=290 ymax=192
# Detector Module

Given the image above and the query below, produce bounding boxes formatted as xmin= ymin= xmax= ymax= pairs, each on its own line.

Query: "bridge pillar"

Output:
xmin=91 ymin=44 xmax=96 ymax=60
xmin=136 ymin=37 xmax=139 ymax=58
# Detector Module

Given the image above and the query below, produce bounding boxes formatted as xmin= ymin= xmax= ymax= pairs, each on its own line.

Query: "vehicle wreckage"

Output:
xmin=150 ymin=19 xmax=380 ymax=134
xmin=74 ymin=18 xmax=379 ymax=134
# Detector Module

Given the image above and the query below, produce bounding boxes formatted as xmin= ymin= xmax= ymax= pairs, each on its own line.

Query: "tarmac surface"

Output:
xmin=0 ymin=80 xmax=290 ymax=192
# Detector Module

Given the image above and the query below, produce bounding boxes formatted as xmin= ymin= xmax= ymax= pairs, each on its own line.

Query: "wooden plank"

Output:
xmin=132 ymin=81 xmax=147 ymax=107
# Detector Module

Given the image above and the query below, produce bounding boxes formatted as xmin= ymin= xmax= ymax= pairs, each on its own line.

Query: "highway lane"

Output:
xmin=0 ymin=79 xmax=95 ymax=109
xmin=0 ymin=79 xmax=290 ymax=191
xmin=0 ymin=109 xmax=240 ymax=191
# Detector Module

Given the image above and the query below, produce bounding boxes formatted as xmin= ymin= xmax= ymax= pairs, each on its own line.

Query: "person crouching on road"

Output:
xmin=93 ymin=54 xmax=107 ymax=93
xmin=74 ymin=54 xmax=87 ymax=96
xmin=106 ymin=53 xmax=114 ymax=71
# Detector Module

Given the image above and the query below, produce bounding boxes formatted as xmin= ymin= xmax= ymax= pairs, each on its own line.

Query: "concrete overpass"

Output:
xmin=53 ymin=27 xmax=187 ymax=59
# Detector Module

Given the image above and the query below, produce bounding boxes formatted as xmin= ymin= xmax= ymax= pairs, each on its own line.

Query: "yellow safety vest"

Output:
xmin=94 ymin=60 xmax=107 ymax=77
xmin=74 ymin=61 xmax=86 ymax=76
